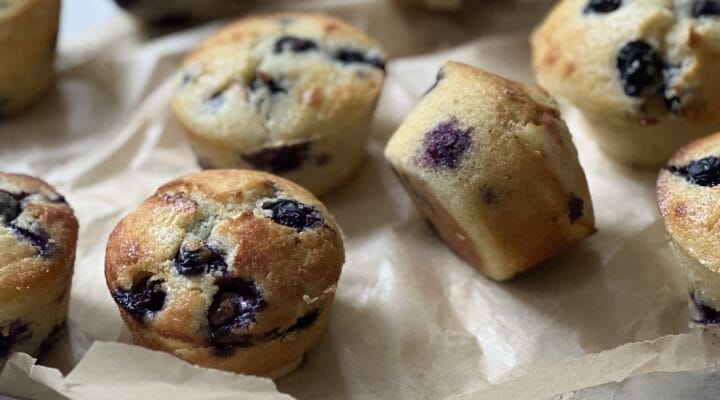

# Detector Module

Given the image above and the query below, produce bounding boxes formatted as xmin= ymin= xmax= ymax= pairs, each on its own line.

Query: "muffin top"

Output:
xmin=105 ymin=170 xmax=344 ymax=349
xmin=0 ymin=173 xmax=77 ymax=301
xmin=172 ymin=13 xmax=386 ymax=150
xmin=532 ymin=0 xmax=720 ymax=123
xmin=658 ymin=131 xmax=720 ymax=272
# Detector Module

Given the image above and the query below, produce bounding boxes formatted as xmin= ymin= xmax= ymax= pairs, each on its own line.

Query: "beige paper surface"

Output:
xmin=1 ymin=0 xmax=718 ymax=399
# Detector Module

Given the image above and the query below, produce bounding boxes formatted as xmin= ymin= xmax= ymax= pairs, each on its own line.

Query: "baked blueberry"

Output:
xmin=568 ymin=194 xmax=585 ymax=223
xmin=208 ymin=278 xmax=267 ymax=346
xmin=420 ymin=119 xmax=473 ymax=169
xmin=175 ymin=240 xmax=226 ymax=275
xmin=692 ymin=0 xmax=720 ymax=17
xmin=241 ymin=143 xmax=310 ymax=173
xmin=583 ymin=0 xmax=622 ymax=14
xmin=262 ymin=199 xmax=322 ymax=232
xmin=335 ymin=48 xmax=386 ymax=70
xmin=111 ymin=278 xmax=166 ymax=319
xmin=274 ymin=36 xmax=318 ymax=54
xmin=671 ymin=156 xmax=720 ymax=187
xmin=249 ymin=74 xmax=285 ymax=95
xmin=616 ymin=40 xmax=664 ymax=97
xmin=11 ymin=225 xmax=54 ymax=257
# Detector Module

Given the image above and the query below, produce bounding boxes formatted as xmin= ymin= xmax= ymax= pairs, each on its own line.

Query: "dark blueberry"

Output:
xmin=616 ymin=41 xmax=664 ymax=97
xmin=693 ymin=0 xmax=720 ymax=17
xmin=249 ymin=74 xmax=286 ymax=95
xmin=691 ymin=292 xmax=720 ymax=324
xmin=671 ymin=156 xmax=720 ymax=187
xmin=114 ymin=0 xmax=141 ymax=9
xmin=111 ymin=277 xmax=166 ymax=319
xmin=11 ymin=225 xmax=55 ymax=257
xmin=423 ymin=68 xmax=445 ymax=97
xmin=334 ymin=49 xmax=386 ymax=71
xmin=0 ymin=190 xmax=21 ymax=223
xmin=583 ymin=0 xmax=622 ymax=14
xmin=241 ymin=142 xmax=310 ymax=173
xmin=207 ymin=91 xmax=224 ymax=111
xmin=37 ymin=323 xmax=64 ymax=358
xmin=0 ymin=320 xmax=30 ymax=358
xmin=264 ymin=308 xmax=321 ymax=341
xmin=568 ymin=194 xmax=585 ymax=224
xmin=208 ymin=278 xmax=267 ymax=346
xmin=262 ymin=199 xmax=322 ymax=232
xmin=420 ymin=119 xmax=473 ymax=169
xmin=175 ymin=240 xmax=227 ymax=276
xmin=274 ymin=36 xmax=318 ymax=54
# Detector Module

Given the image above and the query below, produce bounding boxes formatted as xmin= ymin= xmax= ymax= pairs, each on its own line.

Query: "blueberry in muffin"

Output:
xmin=0 ymin=173 xmax=77 ymax=365
xmin=384 ymin=62 xmax=596 ymax=281
xmin=172 ymin=13 xmax=386 ymax=196
xmin=658 ymin=131 xmax=720 ymax=325
xmin=533 ymin=0 xmax=720 ymax=167
xmin=0 ymin=0 xmax=60 ymax=117
xmin=105 ymin=170 xmax=345 ymax=377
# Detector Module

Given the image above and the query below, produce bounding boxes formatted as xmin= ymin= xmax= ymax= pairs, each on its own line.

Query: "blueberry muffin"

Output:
xmin=113 ymin=0 xmax=248 ymax=26
xmin=0 ymin=173 xmax=77 ymax=365
xmin=392 ymin=0 xmax=464 ymax=11
xmin=658 ymin=131 xmax=720 ymax=325
xmin=0 ymin=0 xmax=60 ymax=117
xmin=532 ymin=0 xmax=720 ymax=168
xmin=105 ymin=170 xmax=345 ymax=377
xmin=172 ymin=13 xmax=386 ymax=196
xmin=384 ymin=62 xmax=596 ymax=281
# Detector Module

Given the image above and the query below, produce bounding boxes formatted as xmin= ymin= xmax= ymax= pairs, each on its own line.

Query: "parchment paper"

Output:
xmin=1 ymin=0 xmax=718 ymax=398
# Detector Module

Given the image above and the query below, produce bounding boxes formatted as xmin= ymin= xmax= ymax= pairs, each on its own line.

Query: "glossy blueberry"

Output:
xmin=691 ymin=292 xmax=720 ymax=325
xmin=274 ymin=36 xmax=318 ymax=54
xmin=0 ymin=320 xmax=30 ymax=358
xmin=334 ymin=49 xmax=386 ymax=70
xmin=568 ymin=194 xmax=585 ymax=224
xmin=671 ymin=156 xmax=720 ymax=187
xmin=175 ymin=241 xmax=227 ymax=276
xmin=208 ymin=278 xmax=267 ymax=346
xmin=692 ymin=0 xmax=720 ymax=17
xmin=262 ymin=199 xmax=322 ymax=232
xmin=249 ymin=74 xmax=286 ymax=95
xmin=0 ymin=190 xmax=21 ymax=223
xmin=584 ymin=0 xmax=622 ymax=14
xmin=420 ymin=119 xmax=473 ymax=169
xmin=241 ymin=142 xmax=310 ymax=173
xmin=112 ymin=277 xmax=166 ymax=319
xmin=616 ymin=41 xmax=664 ymax=97
xmin=11 ymin=225 xmax=55 ymax=257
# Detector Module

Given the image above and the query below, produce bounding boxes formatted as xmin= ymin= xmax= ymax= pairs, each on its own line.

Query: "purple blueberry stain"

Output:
xmin=241 ymin=142 xmax=310 ymax=173
xmin=0 ymin=319 xmax=30 ymax=358
xmin=262 ymin=199 xmax=322 ymax=232
xmin=671 ymin=156 xmax=720 ymax=187
xmin=11 ymin=225 xmax=55 ymax=257
xmin=568 ymin=194 xmax=585 ymax=224
xmin=691 ymin=292 xmax=720 ymax=325
xmin=616 ymin=40 xmax=664 ymax=98
xmin=584 ymin=0 xmax=622 ymax=14
xmin=175 ymin=240 xmax=227 ymax=276
xmin=274 ymin=36 xmax=318 ymax=54
xmin=334 ymin=49 xmax=386 ymax=71
xmin=693 ymin=0 xmax=720 ymax=17
xmin=208 ymin=278 xmax=267 ymax=347
xmin=420 ymin=119 xmax=473 ymax=170
xmin=112 ymin=277 xmax=166 ymax=320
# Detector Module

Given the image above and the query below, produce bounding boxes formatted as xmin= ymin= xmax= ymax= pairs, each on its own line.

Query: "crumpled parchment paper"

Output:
xmin=1 ymin=0 xmax=718 ymax=399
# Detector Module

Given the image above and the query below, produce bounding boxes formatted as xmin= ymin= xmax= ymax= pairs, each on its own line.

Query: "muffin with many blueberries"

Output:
xmin=104 ymin=169 xmax=345 ymax=377
xmin=172 ymin=13 xmax=386 ymax=196
xmin=0 ymin=173 xmax=77 ymax=366
xmin=533 ymin=0 xmax=720 ymax=167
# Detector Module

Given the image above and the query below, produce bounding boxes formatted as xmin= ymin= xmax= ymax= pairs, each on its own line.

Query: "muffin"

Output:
xmin=0 ymin=173 xmax=77 ymax=364
xmin=0 ymin=0 xmax=60 ymax=117
xmin=172 ymin=13 xmax=386 ymax=196
xmin=105 ymin=170 xmax=345 ymax=377
xmin=532 ymin=0 xmax=720 ymax=168
xmin=658 ymin=131 xmax=720 ymax=325
xmin=384 ymin=62 xmax=596 ymax=281
xmin=113 ymin=0 xmax=248 ymax=26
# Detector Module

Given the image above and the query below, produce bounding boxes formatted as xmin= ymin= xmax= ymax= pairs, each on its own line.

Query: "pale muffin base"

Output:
xmin=669 ymin=239 xmax=720 ymax=324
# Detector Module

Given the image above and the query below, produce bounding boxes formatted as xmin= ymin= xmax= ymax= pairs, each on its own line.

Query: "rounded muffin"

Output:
xmin=113 ymin=0 xmax=248 ymax=26
xmin=104 ymin=170 xmax=345 ymax=377
xmin=384 ymin=62 xmax=596 ymax=281
xmin=658 ymin=131 xmax=720 ymax=325
xmin=0 ymin=173 xmax=77 ymax=365
xmin=172 ymin=13 xmax=386 ymax=196
xmin=0 ymin=0 xmax=60 ymax=117
xmin=532 ymin=0 xmax=720 ymax=167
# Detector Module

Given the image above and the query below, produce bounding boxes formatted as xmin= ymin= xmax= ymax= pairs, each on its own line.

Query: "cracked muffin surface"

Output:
xmin=532 ymin=0 xmax=720 ymax=167
xmin=0 ymin=172 xmax=77 ymax=366
xmin=384 ymin=62 xmax=595 ymax=281
xmin=172 ymin=13 xmax=386 ymax=196
xmin=104 ymin=169 xmax=345 ymax=377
